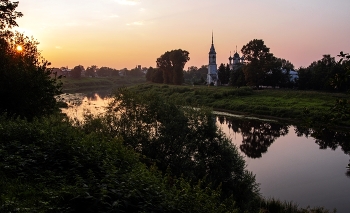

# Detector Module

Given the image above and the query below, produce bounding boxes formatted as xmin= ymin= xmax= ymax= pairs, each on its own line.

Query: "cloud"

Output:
xmin=126 ymin=21 xmax=144 ymax=26
xmin=116 ymin=0 xmax=139 ymax=6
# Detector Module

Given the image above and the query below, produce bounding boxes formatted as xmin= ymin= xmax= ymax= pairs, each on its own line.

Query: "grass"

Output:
xmin=60 ymin=76 xmax=146 ymax=92
xmin=128 ymin=83 xmax=350 ymax=127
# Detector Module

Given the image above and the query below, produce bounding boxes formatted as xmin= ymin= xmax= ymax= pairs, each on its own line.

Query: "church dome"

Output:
xmin=234 ymin=52 xmax=240 ymax=58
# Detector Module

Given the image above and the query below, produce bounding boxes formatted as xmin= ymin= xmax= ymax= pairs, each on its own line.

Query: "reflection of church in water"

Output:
xmin=207 ymin=33 xmax=244 ymax=86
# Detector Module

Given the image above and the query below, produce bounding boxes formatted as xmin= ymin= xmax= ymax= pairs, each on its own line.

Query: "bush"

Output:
xmin=0 ymin=114 xmax=239 ymax=212
xmin=81 ymin=88 xmax=261 ymax=211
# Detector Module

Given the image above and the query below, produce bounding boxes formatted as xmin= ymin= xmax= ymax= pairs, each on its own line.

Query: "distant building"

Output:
xmin=228 ymin=47 xmax=244 ymax=70
xmin=207 ymin=32 xmax=218 ymax=86
xmin=286 ymin=69 xmax=298 ymax=82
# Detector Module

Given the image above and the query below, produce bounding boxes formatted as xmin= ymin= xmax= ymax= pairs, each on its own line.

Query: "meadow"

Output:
xmin=61 ymin=76 xmax=146 ymax=92
xmin=127 ymin=84 xmax=349 ymax=127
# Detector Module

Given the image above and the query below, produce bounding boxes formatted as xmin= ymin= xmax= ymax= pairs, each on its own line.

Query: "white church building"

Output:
xmin=207 ymin=33 xmax=219 ymax=86
xmin=206 ymin=33 xmax=244 ymax=86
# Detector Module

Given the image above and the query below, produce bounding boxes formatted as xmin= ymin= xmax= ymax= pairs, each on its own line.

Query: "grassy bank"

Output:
xmin=128 ymin=84 xmax=350 ymax=127
xmin=61 ymin=76 xmax=146 ymax=92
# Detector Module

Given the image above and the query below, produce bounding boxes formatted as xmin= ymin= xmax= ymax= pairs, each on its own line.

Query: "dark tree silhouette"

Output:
xmin=0 ymin=0 xmax=23 ymax=31
xmin=241 ymin=39 xmax=274 ymax=88
xmin=0 ymin=3 xmax=62 ymax=120
xmin=156 ymin=49 xmax=190 ymax=85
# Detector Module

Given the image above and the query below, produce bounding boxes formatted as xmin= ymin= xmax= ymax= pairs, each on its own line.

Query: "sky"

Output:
xmin=14 ymin=0 xmax=350 ymax=70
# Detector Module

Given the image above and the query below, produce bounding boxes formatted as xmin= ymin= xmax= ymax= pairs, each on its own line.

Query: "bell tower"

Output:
xmin=207 ymin=32 xmax=218 ymax=85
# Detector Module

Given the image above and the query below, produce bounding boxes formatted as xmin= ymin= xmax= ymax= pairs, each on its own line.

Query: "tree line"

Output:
xmin=148 ymin=39 xmax=349 ymax=94
xmin=63 ymin=65 xmax=146 ymax=79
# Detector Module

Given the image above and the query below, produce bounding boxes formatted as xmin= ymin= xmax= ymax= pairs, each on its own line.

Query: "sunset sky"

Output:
xmin=15 ymin=0 xmax=350 ymax=70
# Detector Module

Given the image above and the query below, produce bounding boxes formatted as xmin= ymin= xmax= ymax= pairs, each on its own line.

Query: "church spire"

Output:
xmin=209 ymin=31 xmax=216 ymax=54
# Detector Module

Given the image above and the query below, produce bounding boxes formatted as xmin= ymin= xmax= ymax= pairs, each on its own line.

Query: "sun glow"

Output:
xmin=16 ymin=45 xmax=23 ymax=52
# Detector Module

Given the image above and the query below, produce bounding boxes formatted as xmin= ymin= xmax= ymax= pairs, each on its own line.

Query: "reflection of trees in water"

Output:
xmin=294 ymin=126 xmax=350 ymax=155
xmin=221 ymin=116 xmax=289 ymax=158
xmin=295 ymin=125 xmax=350 ymax=173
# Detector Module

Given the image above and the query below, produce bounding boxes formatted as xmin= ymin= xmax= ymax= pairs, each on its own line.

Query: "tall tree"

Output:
xmin=0 ymin=0 xmax=22 ymax=31
xmin=241 ymin=39 xmax=274 ymax=88
xmin=71 ymin=65 xmax=82 ymax=78
xmin=230 ymin=66 xmax=246 ymax=87
xmin=86 ymin=65 xmax=97 ymax=77
xmin=156 ymin=49 xmax=190 ymax=85
xmin=0 ymin=34 xmax=62 ymax=119
xmin=217 ymin=63 xmax=230 ymax=84
xmin=217 ymin=63 xmax=226 ymax=84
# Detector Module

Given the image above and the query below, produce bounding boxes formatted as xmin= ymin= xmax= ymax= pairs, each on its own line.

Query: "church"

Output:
xmin=207 ymin=33 xmax=244 ymax=86
xmin=207 ymin=33 xmax=218 ymax=86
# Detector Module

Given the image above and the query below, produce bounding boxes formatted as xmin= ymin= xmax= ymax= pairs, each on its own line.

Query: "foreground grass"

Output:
xmin=128 ymin=84 xmax=350 ymax=127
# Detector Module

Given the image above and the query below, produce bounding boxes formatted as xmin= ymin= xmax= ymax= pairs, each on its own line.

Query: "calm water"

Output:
xmin=60 ymin=91 xmax=350 ymax=213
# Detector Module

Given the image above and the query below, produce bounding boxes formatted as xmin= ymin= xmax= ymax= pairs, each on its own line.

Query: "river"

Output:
xmin=60 ymin=91 xmax=350 ymax=213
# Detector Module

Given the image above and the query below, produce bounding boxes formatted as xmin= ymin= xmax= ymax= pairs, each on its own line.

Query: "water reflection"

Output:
xmin=59 ymin=91 xmax=111 ymax=120
xmin=219 ymin=116 xmax=289 ymax=158
xmin=295 ymin=126 xmax=350 ymax=155
xmin=219 ymin=116 xmax=350 ymax=164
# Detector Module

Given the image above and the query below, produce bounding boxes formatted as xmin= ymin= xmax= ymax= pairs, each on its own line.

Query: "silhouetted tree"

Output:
xmin=0 ymin=6 xmax=62 ymax=120
xmin=297 ymin=54 xmax=346 ymax=91
xmin=71 ymin=65 xmax=82 ymax=79
xmin=0 ymin=0 xmax=23 ymax=32
xmin=129 ymin=67 xmax=143 ymax=76
xmin=230 ymin=66 xmax=246 ymax=87
xmin=146 ymin=67 xmax=163 ymax=83
xmin=86 ymin=65 xmax=97 ymax=77
xmin=156 ymin=49 xmax=190 ymax=85
xmin=218 ymin=63 xmax=230 ymax=84
xmin=241 ymin=39 xmax=274 ymax=88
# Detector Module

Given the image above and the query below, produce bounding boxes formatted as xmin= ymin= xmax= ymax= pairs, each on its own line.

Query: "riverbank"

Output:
xmin=127 ymin=83 xmax=350 ymax=127
xmin=60 ymin=76 xmax=146 ymax=92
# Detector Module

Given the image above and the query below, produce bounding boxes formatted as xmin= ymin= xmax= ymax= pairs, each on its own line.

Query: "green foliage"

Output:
xmin=127 ymin=84 xmax=350 ymax=127
xmin=80 ymin=88 xmax=260 ymax=211
xmin=0 ymin=114 xmax=239 ymax=213
xmin=0 ymin=32 xmax=62 ymax=120
xmin=184 ymin=65 xmax=208 ymax=84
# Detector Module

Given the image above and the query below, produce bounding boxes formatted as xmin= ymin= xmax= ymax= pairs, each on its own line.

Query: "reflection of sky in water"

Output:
xmin=218 ymin=118 xmax=350 ymax=213
xmin=61 ymin=93 xmax=350 ymax=212
xmin=60 ymin=93 xmax=111 ymax=121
